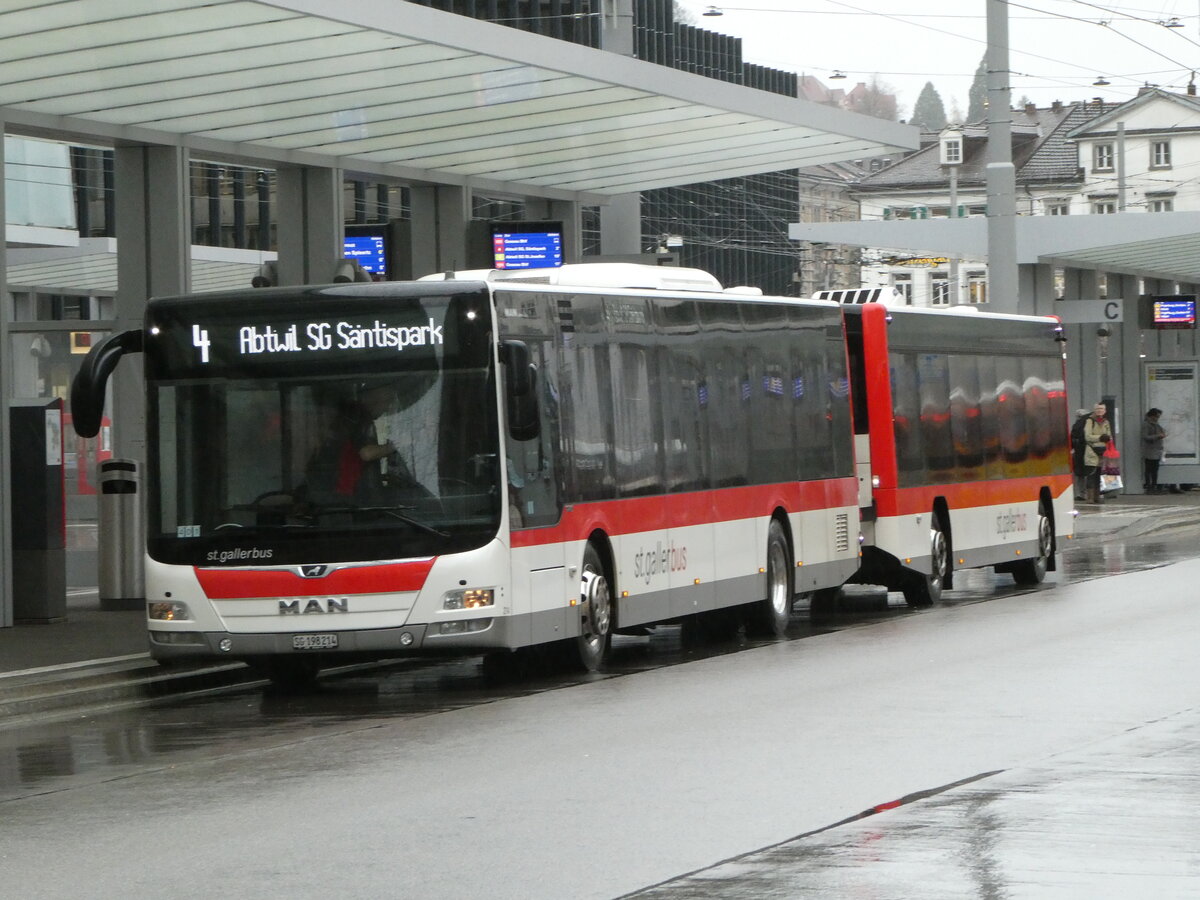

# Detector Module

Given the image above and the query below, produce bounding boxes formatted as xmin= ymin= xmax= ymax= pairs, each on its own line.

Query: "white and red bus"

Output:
xmin=69 ymin=265 xmax=1072 ymax=684
xmin=842 ymin=302 xmax=1073 ymax=605
xmin=70 ymin=265 xmax=862 ymax=683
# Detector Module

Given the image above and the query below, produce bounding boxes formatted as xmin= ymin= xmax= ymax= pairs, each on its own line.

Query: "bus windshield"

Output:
xmin=144 ymin=286 xmax=501 ymax=566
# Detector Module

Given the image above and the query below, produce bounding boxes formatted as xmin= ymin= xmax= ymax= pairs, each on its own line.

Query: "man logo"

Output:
xmin=279 ymin=598 xmax=348 ymax=615
xmin=300 ymin=565 xmax=329 ymax=578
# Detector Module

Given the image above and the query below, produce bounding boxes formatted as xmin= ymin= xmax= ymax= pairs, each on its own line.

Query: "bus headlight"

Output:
xmin=443 ymin=589 xmax=494 ymax=610
xmin=148 ymin=601 xmax=191 ymax=621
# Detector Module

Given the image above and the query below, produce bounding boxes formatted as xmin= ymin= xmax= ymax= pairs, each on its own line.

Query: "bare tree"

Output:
xmin=845 ymin=75 xmax=899 ymax=121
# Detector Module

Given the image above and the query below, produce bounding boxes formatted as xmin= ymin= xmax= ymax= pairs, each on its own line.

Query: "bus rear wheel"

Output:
xmin=1011 ymin=506 xmax=1052 ymax=585
xmin=745 ymin=520 xmax=793 ymax=638
xmin=902 ymin=513 xmax=947 ymax=608
xmin=566 ymin=543 xmax=612 ymax=672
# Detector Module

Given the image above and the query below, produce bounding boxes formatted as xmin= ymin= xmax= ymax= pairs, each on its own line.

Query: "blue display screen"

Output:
xmin=491 ymin=227 xmax=564 ymax=269
xmin=1153 ymin=298 xmax=1196 ymax=325
xmin=343 ymin=233 xmax=387 ymax=276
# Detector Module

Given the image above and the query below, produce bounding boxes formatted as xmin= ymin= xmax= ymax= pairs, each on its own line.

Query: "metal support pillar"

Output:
xmin=409 ymin=185 xmax=471 ymax=274
xmin=275 ymin=166 xmax=344 ymax=286
xmin=113 ymin=145 xmax=191 ymax=463
xmin=0 ymin=119 xmax=12 ymax=627
xmin=986 ymin=0 xmax=1018 ymax=312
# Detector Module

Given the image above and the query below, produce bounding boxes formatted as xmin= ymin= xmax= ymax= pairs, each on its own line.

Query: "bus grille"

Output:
xmin=834 ymin=513 xmax=850 ymax=552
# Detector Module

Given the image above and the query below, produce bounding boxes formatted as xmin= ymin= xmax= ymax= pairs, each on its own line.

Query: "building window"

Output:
xmin=1151 ymin=140 xmax=1171 ymax=169
xmin=931 ymin=273 xmax=950 ymax=306
xmin=1093 ymin=143 xmax=1114 ymax=172
xmin=1044 ymin=199 xmax=1069 ymax=216
xmin=1092 ymin=199 xmax=1117 ymax=215
xmin=967 ymin=271 xmax=987 ymax=304
xmin=891 ymin=273 xmax=912 ymax=305
xmin=1148 ymin=196 xmax=1174 ymax=213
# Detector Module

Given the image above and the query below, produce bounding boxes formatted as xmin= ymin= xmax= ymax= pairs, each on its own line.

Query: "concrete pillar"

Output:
xmin=409 ymin=185 xmax=471 ymax=274
xmin=275 ymin=165 xmax=344 ymax=285
xmin=599 ymin=0 xmax=635 ymax=56
xmin=1017 ymin=261 xmax=1054 ymax=317
xmin=599 ymin=193 xmax=643 ymax=257
xmin=525 ymin=198 xmax=582 ymax=264
xmin=0 ymin=119 xmax=12 ymax=626
xmin=113 ymin=145 xmax=191 ymax=463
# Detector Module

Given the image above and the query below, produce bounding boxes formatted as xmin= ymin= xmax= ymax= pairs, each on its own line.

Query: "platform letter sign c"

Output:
xmin=192 ymin=324 xmax=211 ymax=363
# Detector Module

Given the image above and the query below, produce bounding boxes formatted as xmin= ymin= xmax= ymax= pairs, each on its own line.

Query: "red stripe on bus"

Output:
xmin=874 ymin=474 xmax=1072 ymax=517
xmin=194 ymin=559 xmax=437 ymax=599
xmin=511 ymin=478 xmax=858 ymax=548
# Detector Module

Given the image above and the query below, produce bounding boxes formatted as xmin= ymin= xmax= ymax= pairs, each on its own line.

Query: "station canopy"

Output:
xmin=0 ymin=0 xmax=916 ymax=200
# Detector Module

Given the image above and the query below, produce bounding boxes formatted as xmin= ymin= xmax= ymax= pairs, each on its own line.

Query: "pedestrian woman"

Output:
xmin=1083 ymin=402 xmax=1113 ymax=503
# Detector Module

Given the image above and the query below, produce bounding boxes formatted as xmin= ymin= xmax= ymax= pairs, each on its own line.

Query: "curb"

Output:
xmin=0 ymin=656 xmax=261 ymax=728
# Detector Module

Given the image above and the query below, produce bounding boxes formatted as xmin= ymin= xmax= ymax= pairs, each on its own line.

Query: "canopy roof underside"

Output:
xmin=0 ymin=0 xmax=917 ymax=200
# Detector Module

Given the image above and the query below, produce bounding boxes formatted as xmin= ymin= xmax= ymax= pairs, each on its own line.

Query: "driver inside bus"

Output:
xmin=306 ymin=383 xmax=421 ymax=506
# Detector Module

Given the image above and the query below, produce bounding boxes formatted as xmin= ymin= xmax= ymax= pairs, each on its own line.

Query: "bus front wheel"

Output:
xmin=567 ymin=543 xmax=612 ymax=672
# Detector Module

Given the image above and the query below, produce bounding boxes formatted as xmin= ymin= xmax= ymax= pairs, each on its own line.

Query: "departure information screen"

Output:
xmin=491 ymin=224 xmax=564 ymax=269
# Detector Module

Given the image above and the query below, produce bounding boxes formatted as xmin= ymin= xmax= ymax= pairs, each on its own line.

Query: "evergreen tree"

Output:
xmin=912 ymin=82 xmax=947 ymax=131
xmin=967 ymin=56 xmax=988 ymax=123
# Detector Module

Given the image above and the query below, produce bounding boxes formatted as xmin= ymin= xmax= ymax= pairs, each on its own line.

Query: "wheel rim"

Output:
xmin=930 ymin=528 xmax=948 ymax=590
xmin=1036 ymin=514 xmax=1052 ymax=559
xmin=767 ymin=538 xmax=790 ymax=617
xmin=580 ymin=566 xmax=612 ymax=649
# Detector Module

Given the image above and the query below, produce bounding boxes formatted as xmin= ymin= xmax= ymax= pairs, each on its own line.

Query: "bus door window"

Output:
xmin=824 ymin=318 xmax=855 ymax=478
xmin=505 ymin=337 xmax=562 ymax=528
xmin=742 ymin=303 xmax=794 ymax=485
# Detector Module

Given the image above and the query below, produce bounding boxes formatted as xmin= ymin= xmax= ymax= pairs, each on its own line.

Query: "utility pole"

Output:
xmin=986 ymin=0 xmax=1018 ymax=311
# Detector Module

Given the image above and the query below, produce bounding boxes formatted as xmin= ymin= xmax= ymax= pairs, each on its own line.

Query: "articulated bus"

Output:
xmin=70 ymin=264 xmax=1072 ymax=684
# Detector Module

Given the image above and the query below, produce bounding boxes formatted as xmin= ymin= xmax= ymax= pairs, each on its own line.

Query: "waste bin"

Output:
xmin=98 ymin=458 xmax=144 ymax=611
xmin=10 ymin=399 xmax=67 ymax=623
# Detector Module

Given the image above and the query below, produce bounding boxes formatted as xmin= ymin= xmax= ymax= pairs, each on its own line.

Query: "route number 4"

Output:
xmin=192 ymin=324 xmax=211 ymax=363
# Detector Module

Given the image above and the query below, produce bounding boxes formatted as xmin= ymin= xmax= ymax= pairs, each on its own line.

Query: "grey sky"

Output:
xmin=676 ymin=0 xmax=1199 ymax=121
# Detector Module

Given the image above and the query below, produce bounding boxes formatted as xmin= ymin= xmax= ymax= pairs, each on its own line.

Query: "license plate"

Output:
xmin=293 ymin=633 xmax=338 ymax=651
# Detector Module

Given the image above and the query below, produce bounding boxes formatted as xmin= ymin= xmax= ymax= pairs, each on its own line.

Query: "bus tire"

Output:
xmin=902 ymin=513 xmax=947 ymax=608
xmin=746 ymin=519 xmax=793 ymax=638
xmin=1012 ymin=504 xmax=1052 ymax=585
xmin=567 ymin=543 xmax=613 ymax=672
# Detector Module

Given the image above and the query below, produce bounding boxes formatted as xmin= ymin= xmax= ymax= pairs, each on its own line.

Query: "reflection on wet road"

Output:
xmin=2 ymin=518 xmax=1197 ymax=803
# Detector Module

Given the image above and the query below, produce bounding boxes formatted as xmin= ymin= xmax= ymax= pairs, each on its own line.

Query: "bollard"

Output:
xmin=98 ymin=458 xmax=144 ymax=611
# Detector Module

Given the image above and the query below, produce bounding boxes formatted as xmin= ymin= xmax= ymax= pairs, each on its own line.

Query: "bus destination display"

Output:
xmin=491 ymin=226 xmax=563 ymax=270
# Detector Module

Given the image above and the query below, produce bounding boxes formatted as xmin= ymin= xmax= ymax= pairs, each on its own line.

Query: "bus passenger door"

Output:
xmin=505 ymin=336 xmax=567 ymax=645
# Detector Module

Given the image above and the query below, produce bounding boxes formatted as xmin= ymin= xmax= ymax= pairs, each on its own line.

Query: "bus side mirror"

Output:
xmin=70 ymin=329 xmax=143 ymax=437
xmin=500 ymin=340 xmax=540 ymax=442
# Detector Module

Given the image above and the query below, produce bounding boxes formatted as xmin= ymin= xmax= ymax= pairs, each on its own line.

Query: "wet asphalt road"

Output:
xmin=2 ymin=517 xmax=1199 ymax=898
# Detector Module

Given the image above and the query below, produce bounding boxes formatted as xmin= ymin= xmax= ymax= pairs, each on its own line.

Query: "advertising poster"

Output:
xmin=1145 ymin=362 xmax=1199 ymax=465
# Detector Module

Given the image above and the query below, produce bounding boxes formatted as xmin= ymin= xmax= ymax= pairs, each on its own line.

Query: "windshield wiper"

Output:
xmin=311 ymin=503 xmax=450 ymax=538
